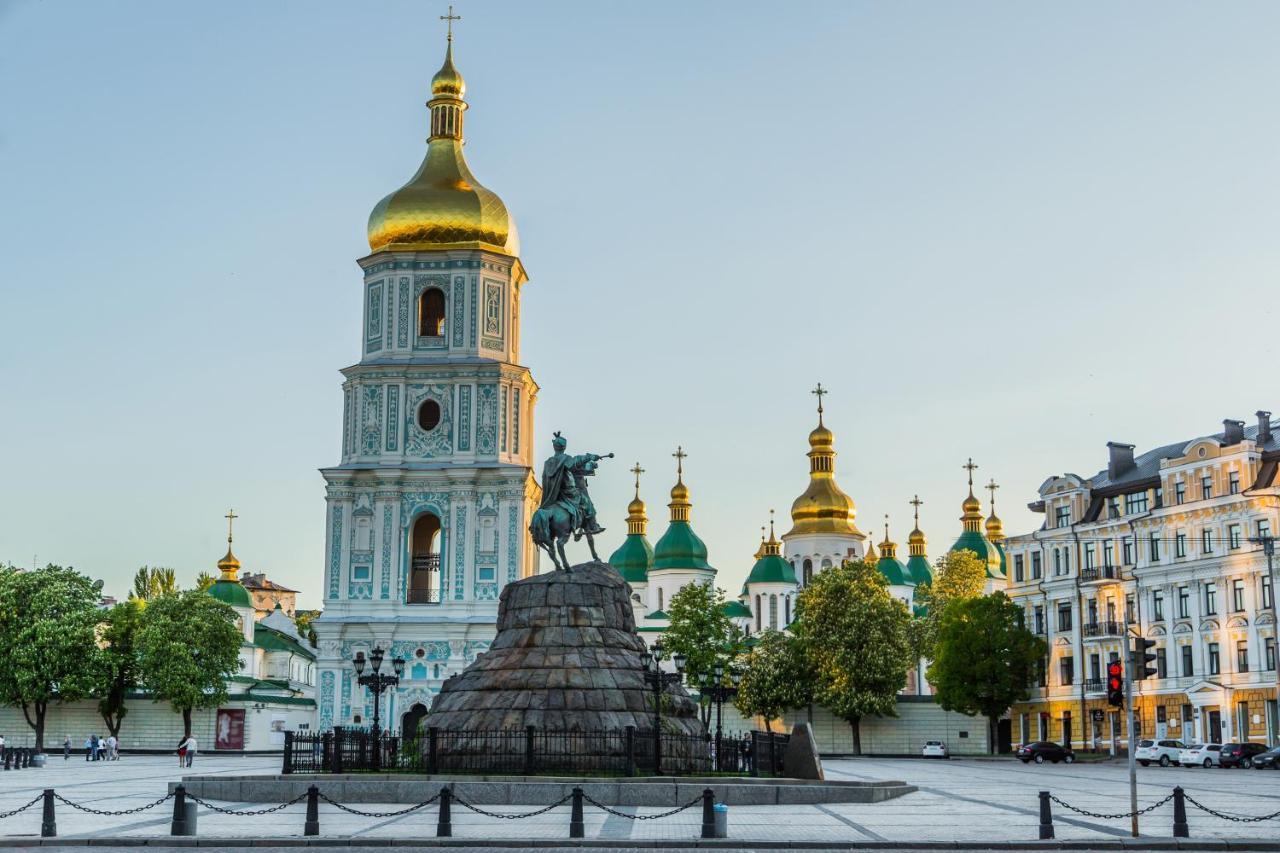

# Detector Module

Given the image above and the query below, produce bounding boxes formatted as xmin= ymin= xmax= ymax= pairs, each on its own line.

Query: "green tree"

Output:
xmin=661 ymin=582 xmax=744 ymax=726
xmin=928 ymin=592 xmax=1047 ymax=753
xmin=128 ymin=566 xmax=178 ymax=601
xmin=792 ymin=559 xmax=912 ymax=754
xmin=136 ymin=591 xmax=243 ymax=737
xmin=911 ymin=549 xmax=989 ymax=660
xmin=293 ymin=609 xmax=321 ymax=648
xmin=733 ymin=630 xmax=813 ymax=733
xmin=97 ymin=600 xmax=144 ymax=738
xmin=194 ymin=571 xmax=216 ymax=592
xmin=0 ymin=564 xmax=103 ymax=750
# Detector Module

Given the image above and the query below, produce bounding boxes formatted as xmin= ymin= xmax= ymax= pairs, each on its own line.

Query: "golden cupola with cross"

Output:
xmin=785 ymin=384 xmax=862 ymax=540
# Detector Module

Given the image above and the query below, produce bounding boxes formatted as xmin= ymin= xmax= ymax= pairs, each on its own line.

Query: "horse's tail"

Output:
xmin=529 ymin=508 xmax=549 ymax=546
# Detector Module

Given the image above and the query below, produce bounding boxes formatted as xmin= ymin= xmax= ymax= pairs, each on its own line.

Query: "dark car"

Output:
xmin=1219 ymin=742 xmax=1269 ymax=768
xmin=1017 ymin=741 xmax=1076 ymax=764
xmin=1252 ymin=747 xmax=1280 ymax=769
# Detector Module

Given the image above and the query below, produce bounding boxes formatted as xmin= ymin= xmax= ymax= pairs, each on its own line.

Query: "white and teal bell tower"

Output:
xmin=312 ymin=30 xmax=540 ymax=734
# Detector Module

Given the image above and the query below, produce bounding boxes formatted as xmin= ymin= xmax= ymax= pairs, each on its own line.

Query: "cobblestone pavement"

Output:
xmin=0 ymin=753 xmax=1275 ymax=843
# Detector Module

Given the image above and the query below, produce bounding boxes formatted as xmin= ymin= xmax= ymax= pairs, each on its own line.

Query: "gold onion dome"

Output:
xmin=787 ymin=385 xmax=861 ymax=538
xmin=217 ymin=548 xmax=241 ymax=581
xmin=366 ymin=39 xmax=519 ymax=256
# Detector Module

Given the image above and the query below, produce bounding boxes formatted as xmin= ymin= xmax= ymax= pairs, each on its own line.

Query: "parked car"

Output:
xmin=1179 ymin=743 xmax=1222 ymax=767
xmin=1135 ymin=739 xmax=1186 ymax=767
xmin=1219 ymin=742 xmax=1269 ymax=768
xmin=1252 ymin=747 xmax=1280 ymax=769
xmin=1016 ymin=741 xmax=1075 ymax=764
xmin=921 ymin=740 xmax=948 ymax=759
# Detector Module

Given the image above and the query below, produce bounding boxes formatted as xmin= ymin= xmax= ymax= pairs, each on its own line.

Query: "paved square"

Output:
xmin=0 ymin=753 xmax=1275 ymax=843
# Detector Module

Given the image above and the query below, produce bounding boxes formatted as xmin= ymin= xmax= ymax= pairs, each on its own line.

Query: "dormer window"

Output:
xmin=418 ymin=288 xmax=446 ymax=337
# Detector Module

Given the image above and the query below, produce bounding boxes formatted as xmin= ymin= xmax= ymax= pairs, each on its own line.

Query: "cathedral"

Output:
xmin=311 ymin=30 xmax=540 ymax=734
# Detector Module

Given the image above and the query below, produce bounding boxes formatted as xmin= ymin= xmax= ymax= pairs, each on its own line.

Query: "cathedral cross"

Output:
xmin=440 ymin=5 xmax=461 ymax=41
xmin=225 ymin=508 xmax=239 ymax=544
xmin=910 ymin=494 xmax=923 ymax=526
xmin=962 ymin=457 xmax=978 ymax=491
xmin=811 ymin=382 xmax=827 ymax=420
xmin=672 ymin=446 xmax=687 ymax=477
xmin=630 ymin=462 xmax=645 ymax=497
xmin=986 ymin=478 xmax=1000 ymax=511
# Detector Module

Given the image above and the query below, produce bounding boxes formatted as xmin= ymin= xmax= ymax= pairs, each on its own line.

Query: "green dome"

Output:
xmin=992 ymin=540 xmax=1008 ymax=576
xmin=744 ymin=554 xmax=797 ymax=587
xmin=721 ymin=600 xmax=753 ymax=619
xmin=913 ymin=602 xmax=929 ymax=619
xmin=608 ymin=534 xmax=653 ymax=584
xmin=652 ymin=522 xmax=714 ymax=572
xmin=877 ymin=556 xmax=911 ymax=586
xmin=207 ymin=579 xmax=252 ymax=609
xmin=950 ymin=532 xmax=1005 ymax=579
xmin=906 ymin=554 xmax=934 ymax=586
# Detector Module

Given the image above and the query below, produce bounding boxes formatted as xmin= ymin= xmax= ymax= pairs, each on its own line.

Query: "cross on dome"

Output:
xmin=910 ymin=495 xmax=923 ymax=525
xmin=225 ymin=508 xmax=238 ymax=545
xmin=985 ymin=478 xmax=1000 ymax=510
xmin=672 ymin=446 xmax=687 ymax=477
xmin=440 ymin=5 xmax=461 ymax=41
xmin=630 ymin=462 xmax=645 ymax=497
xmin=811 ymin=382 xmax=827 ymax=423
xmin=962 ymin=458 xmax=978 ymax=493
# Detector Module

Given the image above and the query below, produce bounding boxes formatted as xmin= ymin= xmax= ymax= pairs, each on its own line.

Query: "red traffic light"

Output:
xmin=1107 ymin=661 xmax=1122 ymax=678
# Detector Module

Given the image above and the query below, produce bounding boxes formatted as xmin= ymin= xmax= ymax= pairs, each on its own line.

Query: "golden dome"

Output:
xmin=879 ymin=516 xmax=898 ymax=559
xmin=217 ymin=547 xmax=241 ymax=582
xmin=626 ymin=462 xmax=648 ymax=536
xmin=366 ymin=40 xmax=519 ymax=256
xmin=668 ymin=446 xmax=692 ymax=523
xmin=786 ymin=387 xmax=862 ymax=539
xmin=865 ymin=539 xmax=878 ymax=561
xmin=907 ymin=495 xmax=927 ymax=557
xmin=984 ymin=478 xmax=1005 ymax=543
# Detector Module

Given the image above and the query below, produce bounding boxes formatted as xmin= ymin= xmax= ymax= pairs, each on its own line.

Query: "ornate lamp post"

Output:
xmin=697 ymin=664 xmax=742 ymax=770
xmin=639 ymin=640 xmax=686 ymax=775
xmin=353 ymin=646 xmax=404 ymax=770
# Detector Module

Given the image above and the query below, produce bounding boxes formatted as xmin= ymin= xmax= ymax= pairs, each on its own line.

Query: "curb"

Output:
xmin=2 ymin=840 xmax=1279 ymax=850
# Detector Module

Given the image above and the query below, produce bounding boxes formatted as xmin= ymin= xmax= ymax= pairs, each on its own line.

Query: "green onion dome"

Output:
xmin=207 ymin=547 xmax=252 ymax=609
xmin=743 ymin=520 xmax=796 ymax=587
xmin=652 ymin=452 xmax=714 ymax=573
xmin=876 ymin=519 xmax=911 ymax=586
xmin=608 ymin=471 xmax=654 ymax=584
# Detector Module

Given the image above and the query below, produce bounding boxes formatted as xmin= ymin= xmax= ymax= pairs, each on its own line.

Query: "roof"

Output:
xmin=253 ymin=622 xmax=316 ymax=660
xmin=721 ymin=600 xmax=752 ymax=618
xmin=206 ymin=579 xmax=252 ymax=609
xmin=240 ymin=573 xmax=299 ymax=594
xmin=608 ymin=534 xmax=653 ymax=584
xmin=743 ymin=553 xmax=797 ymax=588
xmin=645 ymin=610 xmax=669 ymax=621
xmin=876 ymin=555 xmax=911 ymax=586
xmin=906 ymin=554 xmax=934 ymax=586
xmin=950 ymin=532 xmax=1005 ymax=579
xmin=652 ymin=522 xmax=714 ymax=572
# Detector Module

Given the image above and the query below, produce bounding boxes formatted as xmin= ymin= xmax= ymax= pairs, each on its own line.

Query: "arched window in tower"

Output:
xmin=802 ymin=559 xmax=813 ymax=586
xmin=417 ymin=399 xmax=442 ymax=432
xmin=418 ymin=288 xmax=446 ymax=337
xmin=784 ymin=595 xmax=792 ymax=625
xmin=407 ymin=513 xmax=442 ymax=604
xmin=769 ymin=594 xmax=778 ymax=630
xmin=755 ymin=594 xmax=762 ymax=632
xmin=658 ymin=588 xmax=664 ymax=611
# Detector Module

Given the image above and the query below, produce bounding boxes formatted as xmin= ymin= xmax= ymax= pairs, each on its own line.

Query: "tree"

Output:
xmin=194 ymin=572 xmax=216 ymax=592
xmin=791 ymin=559 xmax=912 ymax=754
xmin=128 ymin=566 xmax=178 ymax=601
xmin=911 ymin=549 xmax=989 ymax=660
xmin=293 ymin=609 xmax=321 ymax=648
xmin=0 ymin=564 xmax=103 ymax=750
xmin=733 ymin=630 xmax=813 ymax=733
xmin=928 ymin=592 xmax=1047 ymax=753
xmin=661 ymin=582 xmax=744 ymax=726
xmin=136 ymin=591 xmax=244 ymax=737
xmin=97 ymin=600 xmax=144 ymax=738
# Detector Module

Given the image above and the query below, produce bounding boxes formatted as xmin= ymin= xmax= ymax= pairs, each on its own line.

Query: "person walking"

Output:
xmin=106 ymin=734 xmax=118 ymax=761
xmin=180 ymin=734 xmax=197 ymax=768
xmin=176 ymin=737 xmax=186 ymax=767
xmin=62 ymin=736 xmax=70 ymax=761
xmin=84 ymin=735 xmax=92 ymax=762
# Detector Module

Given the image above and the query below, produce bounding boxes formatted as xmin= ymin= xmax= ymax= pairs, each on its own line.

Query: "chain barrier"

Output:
xmin=186 ymin=791 xmax=309 ymax=816
xmin=0 ymin=794 xmax=45 ymax=820
xmin=581 ymin=792 xmax=703 ymax=821
xmin=1048 ymin=793 xmax=1173 ymax=820
xmin=450 ymin=792 xmax=572 ymax=820
xmin=53 ymin=792 xmax=174 ymax=816
xmin=316 ymin=790 xmax=440 ymax=818
xmin=1183 ymin=794 xmax=1280 ymax=824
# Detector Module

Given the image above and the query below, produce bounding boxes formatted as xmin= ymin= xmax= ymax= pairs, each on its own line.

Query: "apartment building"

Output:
xmin=1004 ymin=412 xmax=1279 ymax=751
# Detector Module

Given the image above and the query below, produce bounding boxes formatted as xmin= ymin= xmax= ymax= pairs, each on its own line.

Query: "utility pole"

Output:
xmin=1125 ymin=631 xmax=1138 ymax=837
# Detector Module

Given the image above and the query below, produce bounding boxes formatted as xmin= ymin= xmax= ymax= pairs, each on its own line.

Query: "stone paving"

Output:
xmin=0 ymin=753 xmax=1275 ymax=843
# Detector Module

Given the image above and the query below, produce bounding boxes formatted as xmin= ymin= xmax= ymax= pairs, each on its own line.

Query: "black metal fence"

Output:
xmin=283 ymin=726 xmax=790 ymax=778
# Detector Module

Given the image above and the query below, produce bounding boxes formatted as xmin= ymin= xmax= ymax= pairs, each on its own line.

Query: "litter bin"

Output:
xmin=713 ymin=803 xmax=728 ymax=838
xmin=30 ymin=754 xmax=47 ymax=768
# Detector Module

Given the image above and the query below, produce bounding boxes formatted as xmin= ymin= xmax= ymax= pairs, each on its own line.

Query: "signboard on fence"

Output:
xmin=216 ymin=709 xmax=246 ymax=750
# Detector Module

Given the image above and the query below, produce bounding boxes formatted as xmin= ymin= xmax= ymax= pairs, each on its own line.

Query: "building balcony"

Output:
xmin=1080 ymin=565 xmax=1120 ymax=584
xmin=1083 ymin=678 xmax=1107 ymax=694
xmin=406 ymin=587 xmax=443 ymax=604
xmin=1082 ymin=620 xmax=1125 ymax=639
xmin=407 ymin=555 xmax=441 ymax=604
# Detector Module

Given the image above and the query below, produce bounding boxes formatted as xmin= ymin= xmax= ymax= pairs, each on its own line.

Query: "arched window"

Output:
xmin=768 ymin=594 xmax=778 ymax=630
xmin=417 ymin=399 xmax=442 ymax=432
xmin=658 ymin=588 xmax=664 ymax=611
xmin=755 ymin=594 xmax=762 ymax=632
xmin=802 ymin=559 xmax=813 ymax=586
xmin=784 ymin=596 xmax=792 ymax=625
xmin=821 ymin=558 xmax=832 ymax=570
xmin=408 ymin=513 xmax=441 ymax=604
xmin=418 ymin=288 xmax=446 ymax=337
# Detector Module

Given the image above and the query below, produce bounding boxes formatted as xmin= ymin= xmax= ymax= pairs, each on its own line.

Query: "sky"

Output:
xmin=2 ymin=1 xmax=1278 ymax=607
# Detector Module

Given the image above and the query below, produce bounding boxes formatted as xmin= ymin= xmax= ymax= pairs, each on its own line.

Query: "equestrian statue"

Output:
xmin=529 ymin=431 xmax=613 ymax=571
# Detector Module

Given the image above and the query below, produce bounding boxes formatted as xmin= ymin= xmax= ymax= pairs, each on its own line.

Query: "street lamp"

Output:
xmin=352 ymin=646 xmax=404 ymax=769
xmin=639 ymin=641 xmax=686 ymax=775
xmin=697 ymin=665 xmax=742 ymax=770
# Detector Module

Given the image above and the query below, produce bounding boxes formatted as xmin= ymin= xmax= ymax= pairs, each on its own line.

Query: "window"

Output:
xmin=1236 ymin=640 xmax=1249 ymax=673
xmin=1089 ymin=653 xmax=1101 ymax=681
xmin=1108 ymin=497 xmax=1121 ymax=519
xmin=1014 ymin=554 xmax=1024 ymax=582
xmin=1031 ymin=552 xmax=1042 ymax=579
xmin=418 ymin=288 xmax=446 ymax=337
xmin=1057 ymin=603 xmax=1073 ymax=632
xmin=1059 ymin=656 xmax=1074 ymax=686
xmin=1125 ymin=593 xmax=1135 ymax=623
xmin=1055 ymin=505 xmax=1070 ymax=528
xmin=1181 ymin=645 xmax=1194 ymax=677
xmin=1122 ymin=537 xmax=1134 ymax=565
xmin=1085 ymin=543 xmax=1096 ymax=569
xmin=1229 ymin=471 xmax=1240 ymax=494
xmin=1208 ymin=642 xmax=1221 ymax=676
xmin=1205 ymin=583 xmax=1217 ymax=615
xmin=1259 ymin=519 xmax=1273 ymax=540
xmin=1264 ymin=574 xmax=1273 ymax=609
xmin=1152 ymin=589 xmax=1164 ymax=621
xmin=1175 ymin=481 xmax=1186 ymax=505
xmin=1038 ymin=658 xmax=1047 ymax=688
xmin=1156 ymin=705 xmax=1167 ymax=726
xmin=1156 ymin=646 xmax=1167 ymax=679
xmin=1266 ymin=638 xmax=1276 ymax=672
xmin=1175 ymin=532 xmax=1187 ymax=558
xmin=1154 ymin=486 xmax=1164 ymax=508
xmin=1053 ymin=549 xmax=1061 ymax=575
xmin=1034 ymin=605 xmax=1045 ymax=634
xmin=351 ymin=564 xmax=371 ymax=581
xmin=1149 ymin=534 xmax=1161 ymax=562
xmin=1178 ymin=585 xmax=1190 ymax=618
xmin=802 ymin=559 xmax=813 ymax=586
xmin=1125 ymin=492 xmax=1149 ymax=514
xmin=1201 ymin=475 xmax=1213 ymax=500
xmin=1201 ymin=529 xmax=1214 ymax=554
xmin=1087 ymin=599 xmax=1098 ymax=624
xmin=1063 ymin=549 xmax=1071 ymax=573
xmin=417 ymin=399 xmax=442 ymax=432
xmin=1102 ymin=541 xmax=1114 ymax=567
xmin=1232 ymin=578 xmax=1245 ymax=612
xmin=1228 ymin=524 xmax=1242 ymax=550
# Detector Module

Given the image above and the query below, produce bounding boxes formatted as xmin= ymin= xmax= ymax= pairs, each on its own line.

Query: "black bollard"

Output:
xmin=570 ymin=787 xmax=584 ymax=839
xmin=436 ymin=786 xmax=452 ymax=838
xmin=170 ymin=784 xmax=188 ymax=836
xmin=23 ymin=749 xmax=31 ymax=768
xmin=701 ymin=788 xmax=715 ymax=839
xmin=4 ymin=748 xmax=10 ymax=771
xmin=1038 ymin=791 xmax=1054 ymax=840
xmin=304 ymin=785 xmax=319 ymax=836
xmin=41 ymin=789 xmax=56 ymax=838
xmin=1173 ymin=786 xmax=1189 ymax=838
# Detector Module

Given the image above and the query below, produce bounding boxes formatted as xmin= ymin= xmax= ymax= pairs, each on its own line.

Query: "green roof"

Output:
xmin=992 ymin=540 xmax=1008 ymax=576
xmin=913 ymin=602 xmax=929 ymax=619
xmin=645 ymin=610 xmax=669 ymax=621
xmin=743 ymin=554 xmax=796 ymax=587
xmin=950 ymin=533 xmax=1005 ymax=579
xmin=721 ymin=600 xmax=752 ymax=618
xmin=876 ymin=556 xmax=911 ymax=586
xmin=608 ymin=534 xmax=653 ymax=584
xmin=207 ymin=579 xmax=251 ymax=608
xmin=652 ymin=522 xmax=714 ymax=572
xmin=906 ymin=554 xmax=934 ymax=586
xmin=253 ymin=623 xmax=316 ymax=660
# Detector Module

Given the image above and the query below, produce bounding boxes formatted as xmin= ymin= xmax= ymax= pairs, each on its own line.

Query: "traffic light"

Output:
xmin=1131 ymin=637 xmax=1158 ymax=681
xmin=1106 ymin=659 xmax=1124 ymax=707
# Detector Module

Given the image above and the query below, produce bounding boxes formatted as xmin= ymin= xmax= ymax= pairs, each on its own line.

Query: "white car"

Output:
xmin=922 ymin=740 xmax=948 ymax=759
xmin=1179 ymin=743 xmax=1222 ymax=767
xmin=1135 ymin=738 xmax=1187 ymax=767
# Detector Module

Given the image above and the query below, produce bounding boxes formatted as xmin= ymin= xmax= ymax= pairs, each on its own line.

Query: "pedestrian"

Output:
xmin=62 ymin=735 xmax=70 ymax=761
xmin=176 ymin=736 xmax=186 ymax=767
xmin=181 ymin=734 xmax=197 ymax=768
xmin=106 ymin=734 xmax=118 ymax=761
xmin=84 ymin=735 xmax=92 ymax=762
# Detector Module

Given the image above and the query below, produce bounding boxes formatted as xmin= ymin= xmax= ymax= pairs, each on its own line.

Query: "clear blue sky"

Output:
xmin=2 ymin=1 xmax=1278 ymax=607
